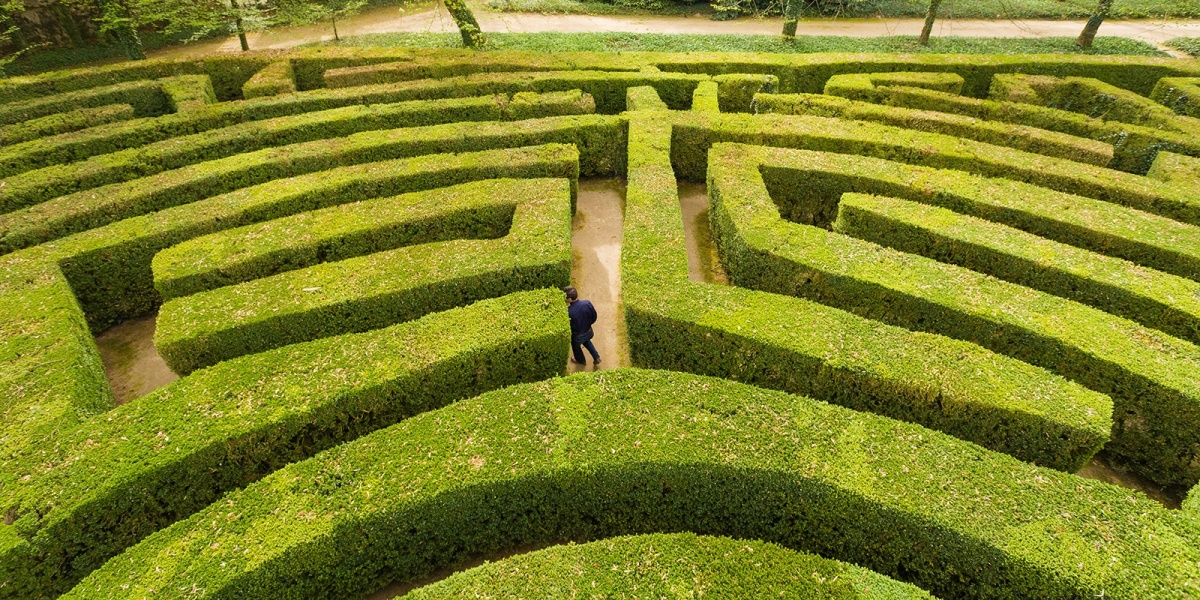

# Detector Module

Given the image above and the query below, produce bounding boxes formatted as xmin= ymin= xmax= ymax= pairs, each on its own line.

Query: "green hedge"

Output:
xmin=670 ymin=111 xmax=1200 ymax=226
xmin=991 ymin=73 xmax=1194 ymax=132
xmin=322 ymin=69 xmax=708 ymax=114
xmin=154 ymin=178 xmax=575 ymax=299
xmin=1152 ymin=77 xmax=1200 ymax=118
xmin=1149 ymin=150 xmax=1200 ymax=185
xmin=740 ymin=146 xmax=1200 ymax=286
xmin=822 ymin=71 xmax=966 ymax=102
xmin=0 ymin=54 xmax=273 ymax=104
xmin=242 ymin=60 xmax=297 ymax=99
xmin=154 ymin=178 xmax=572 ymax=373
xmin=46 ymin=144 xmax=581 ymax=330
xmin=405 ymin=533 xmax=933 ymax=599
xmin=753 ymin=92 xmax=1114 ymax=166
xmin=691 ymin=80 xmax=721 ymax=113
xmin=707 ymin=141 xmax=1200 ymax=488
xmin=619 ymin=95 xmax=1110 ymax=472
xmin=834 ymin=193 xmax=1200 ymax=344
xmin=0 ymin=259 xmax=112 ymax=463
xmin=0 ymin=289 xmax=567 ymax=599
xmin=63 ymin=370 xmax=1200 ymax=599
xmin=0 ymin=114 xmax=624 ymax=254
xmin=0 ymin=105 xmax=134 ymax=147
xmin=0 ymin=90 xmax=594 ymax=203
xmin=626 ymin=84 xmax=670 ymax=111
xmin=321 ymin=55 xmax=631 ymax=88
xmin=821 ymin=76 xmax=1200 ymax=173
xmin=160 ymin=74 xmax=217 ymax=113
xmin=0 ymin=79 xmax=169 ymax=127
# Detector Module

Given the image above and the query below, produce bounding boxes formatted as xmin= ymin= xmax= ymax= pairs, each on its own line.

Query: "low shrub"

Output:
xmin=990 ymin=73 xmax=1196 ymax=132
xmin=0 ymin=114 xmax=624 ymax=253
xmin=0 ymin=105 xmax=134 ymax=147
xmin=160 ymin=74 xmax=217 ymax=113
xmin=753 ymin=92 xmax=1113 ymax=166
xmin=0 ymin=79 xmax=168 ymax=126
xmin=834 ymin=193 xmax=1200 ymax=344
xmin=691 ymin=80 xmax=720 ymax=113
xmin=1149 ymin=150 xmax=1200 ymax=185
xmin=0 ymin=289 xmax=568 ymax=598
xmin=822 ymin=71 xmax=965 ymax=102
xmin=670 ymin=111 xmax=1200 ymax=225
xmin=242 ymin=60 xmax=298 ymax=98
xmin=47 ymin=143 xmax=581 ymax=329
xmin=62 ymin=370 xmax=1199 ymax=599
xmin=0 ymin=90 xmax=594 ymax=200
xmin=707 ymin=141 xmax=1200 ymax=488
xmin=820 ymin=75 xmax=1200 ymax=173
xmin=154 ymin=178 xmax=572 ymax=373
xmin=1152 ymin=77 xmax=1200 ymax=118
xmin=406 ymin=533 xmax=933 ymax=598
xmin=740 ymin=145 xmax=1200 ymax=284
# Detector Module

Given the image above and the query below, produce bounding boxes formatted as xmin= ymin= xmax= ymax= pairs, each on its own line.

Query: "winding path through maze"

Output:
xmin=4 ymin=48 xmax=1200 ymax=598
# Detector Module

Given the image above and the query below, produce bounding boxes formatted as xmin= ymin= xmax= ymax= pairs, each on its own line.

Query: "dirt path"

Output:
xmin=148 ymin=2 xmax=1200 ymax=59
xmin=567 ymin=178 xmax=630 ymax=373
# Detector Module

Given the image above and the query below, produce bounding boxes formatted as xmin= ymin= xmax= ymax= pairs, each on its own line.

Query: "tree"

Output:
xmin=918 ymin=0 xmax=941 ymax=46
xmin=277 ymin=0 xmax=367 ymax=42
xmin=137 ymin=0 xmax=275 ymax=51
xmin=781 ymin=0 xmax=801 ymax=40
xmin=444 ymin=0 xmax=483 ymax=48
xmin=1077 ymin=0 xmax=1114 ymax=49
xmin=0 ymin=0 xmax=35 ymax=77
xmin=96 ymin=0 xmax=146 ymax=59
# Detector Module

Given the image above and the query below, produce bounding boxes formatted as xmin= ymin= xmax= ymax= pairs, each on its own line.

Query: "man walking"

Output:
xmin=564 ymin=286 xmax=601 ymax=366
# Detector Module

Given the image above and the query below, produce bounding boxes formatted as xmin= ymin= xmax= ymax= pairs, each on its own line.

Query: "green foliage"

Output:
xmin=159 ymin=74 xmax=216 ymax=112
xmin=754 ymin=92 xmax=1113 ymax=165
xmin=154 ymin=178 xmax=573 ymax=373
xmin=1151 ymin=77 xmax=1200 ymax=118
xmin=1 ymin=290 xmax=568 ymax=598
xmin=0 ymin=114 xmax=621 ymax=253
xmin=823 ymin=74 xmax=1200 ymax=173
xmin=0 ymin=89 xmax=594 ymax=204
xmin=834 ymin=193 xmax=1200 ymax=345
xmin=620 ymin=98 xmax=1111 ymax=473
xmin=0 ymin=104 xmax=135 ymax=146
xmin=707 ymin=142 xmax=1200 ymax=488
xmin=61 ymin=370 xmax=1200 ymax=599
xmin=406 ymin=533 xmax=934 ymax=598
xmin=1167 ymin=37 xmax=1200 ymax=57
xmin=0 ymin=78 xmax=168 ymax=126
xmin=242 ymin=60 xmax=298 ymax=98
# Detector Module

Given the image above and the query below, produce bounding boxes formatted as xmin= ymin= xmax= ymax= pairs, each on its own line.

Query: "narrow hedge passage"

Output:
xmin=64 ymin=370 xmax=1200 ymax=599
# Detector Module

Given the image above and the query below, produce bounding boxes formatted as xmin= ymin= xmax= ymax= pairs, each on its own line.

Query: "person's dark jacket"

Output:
xmin=568 ymin=299 xmax=598 ymax=340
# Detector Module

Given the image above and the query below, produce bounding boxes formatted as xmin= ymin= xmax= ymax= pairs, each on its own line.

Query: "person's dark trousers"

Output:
xmin=572 ymin=330 xmax=601 ymax=364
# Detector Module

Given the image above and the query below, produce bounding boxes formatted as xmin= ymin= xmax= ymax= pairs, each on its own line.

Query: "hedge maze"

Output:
xmin=3 ymin=48 xmax=1200 ymax=598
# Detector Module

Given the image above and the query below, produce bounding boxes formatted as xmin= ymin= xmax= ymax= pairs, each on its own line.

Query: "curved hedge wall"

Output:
xmin=405 ymin=533 xmax=934 ymax=598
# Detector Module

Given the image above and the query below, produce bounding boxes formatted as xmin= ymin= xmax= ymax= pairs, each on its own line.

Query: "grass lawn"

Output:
xmin=317 ymin=31 xmax=1167 ymax=55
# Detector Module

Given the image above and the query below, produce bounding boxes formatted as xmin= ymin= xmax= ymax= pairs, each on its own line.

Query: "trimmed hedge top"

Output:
xmin=64 ymin=370 xmax=1200 ymax=599
xmin=153 ymin=177 xmax=572 ymax=373
xmin=404 ymin=533 xmax=935 ymax=599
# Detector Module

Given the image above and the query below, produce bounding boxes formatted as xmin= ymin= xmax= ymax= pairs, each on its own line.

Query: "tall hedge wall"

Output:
xmin=62 ymin=370 xmax=1200 ymax=599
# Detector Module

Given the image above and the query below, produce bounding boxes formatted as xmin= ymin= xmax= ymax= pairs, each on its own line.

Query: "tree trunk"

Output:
xmin=331 ymin=14 xmax=339 ymax=41
xmin=918 ymin=0 xmax=942 ymax=46
xmin=444 ymin=0 xmax=483 ymax=47
xmin=230 ymin=0 xmax=250 ymax=51
xmin=1077 ymin=0 xmax=1114 ymax=49
xmin=781 ymin=0 xmax=800 ymax=40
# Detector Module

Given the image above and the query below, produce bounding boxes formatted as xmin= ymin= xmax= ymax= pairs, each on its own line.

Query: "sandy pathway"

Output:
xmin=148 ymin=3 xmax=1200 ymax=59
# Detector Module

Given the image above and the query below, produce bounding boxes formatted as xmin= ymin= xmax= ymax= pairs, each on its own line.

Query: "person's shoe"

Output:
xmin=570 ymin=358 xmax=585 ymax=365
xmin=594 ymin=358 xmax=602 ymax=365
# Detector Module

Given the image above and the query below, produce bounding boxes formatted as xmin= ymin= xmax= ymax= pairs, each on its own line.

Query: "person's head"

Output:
xmin=563 ymin=286 xmax=578 ymax=304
